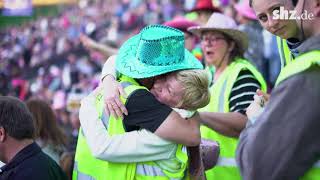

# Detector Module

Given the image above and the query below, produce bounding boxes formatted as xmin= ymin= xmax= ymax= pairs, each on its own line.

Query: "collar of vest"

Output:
xmin=276 ymin=50 xmax=320 ymax=86
xmin=119 ymin=74 xmax=140 ymax=86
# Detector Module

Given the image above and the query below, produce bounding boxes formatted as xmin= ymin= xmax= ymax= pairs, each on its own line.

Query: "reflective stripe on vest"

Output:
xmin=218 ymin=79 xmax=228 ymax=112
xmin=216 ymin=157 xmax=237 ymax=167
xmin=101 ymin=109 xmax=109 ymax=129
xmin=136 ymin=164 xmax=166 ymax=177
xmin=73 ymin=77 xmax=143 ymax=180
xmin=136 ymin=144 xmax=188 ymax=180
xmin=73 ymin=161 xmax=95 ymax=180
xmin=137 ymin=163 xmax=182 ymax=180
xmin=277 ymin=36 xmax=293 ymax=68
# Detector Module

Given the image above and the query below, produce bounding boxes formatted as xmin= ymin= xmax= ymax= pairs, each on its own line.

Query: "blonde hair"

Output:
xmin=174 ymin=69 xmax=210 ymax=111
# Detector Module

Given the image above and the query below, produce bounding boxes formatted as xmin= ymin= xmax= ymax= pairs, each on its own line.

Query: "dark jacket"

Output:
xmin=236 ymin=35 xmax=320 ymax=180
xmin=0 ymin=142 xmax=67 ymax=180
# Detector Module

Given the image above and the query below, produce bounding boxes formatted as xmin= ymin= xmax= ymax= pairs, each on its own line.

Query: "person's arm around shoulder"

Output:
xmin=122 ymin=88 xmax=201 ymax=147
xmin=154 ymin=111 xmax=201 ymax=147
xmin=79 ymin=87 xmax=176 ymax=162
xmin=100 ymin=55 xmax=128 ymax=118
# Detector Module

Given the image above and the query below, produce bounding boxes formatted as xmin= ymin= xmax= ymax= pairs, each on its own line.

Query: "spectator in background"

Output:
xmin=9 ymin=61 xmax=29 ymax=100
xmin=65 ymin=87 xmax=84 ymax=151
xmin=234 ymin=0 xmax=267 ymax=81
xmin=59 ymin=151 xmax=75 ymax=180
xmin=0 ymin=73 xmax=10 ymax=96
xmin=0 ymin=96 xmax=67 ymax=180
xmin=188 ymin=13 xmax=267 ymax=180
xmin=62 ymin=54 xmax=80 ymax=90
xmin=79 ymin=34 xmax=118 ymax=59
xmin=189 ymin=0 xmax=221 ymax=25
xmin=164 ymin=17 xmax=203 ymax=61
xmin=51 ymin=90 xmax=73 ymax=139
xmin=26 ymin=98 xmax=68 ymax=164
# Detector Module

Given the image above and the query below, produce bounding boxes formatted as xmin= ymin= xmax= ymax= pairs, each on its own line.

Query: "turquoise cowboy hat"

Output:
xmin=116 ymin=25 xmax=203 ymax=79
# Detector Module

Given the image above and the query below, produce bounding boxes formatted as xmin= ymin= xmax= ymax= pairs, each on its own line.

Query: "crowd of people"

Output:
xmin=0 ymin=0 xmax=319 ymax=179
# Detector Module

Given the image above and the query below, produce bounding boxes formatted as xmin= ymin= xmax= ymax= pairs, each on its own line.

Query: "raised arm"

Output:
xmin=80 ymin=34 xmax=118 ymax=58
xmin=79 ymin=88 xmax=177 ymax=162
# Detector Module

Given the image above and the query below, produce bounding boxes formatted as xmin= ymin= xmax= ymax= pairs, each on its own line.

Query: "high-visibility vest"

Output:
xmin=275 ymin=50 xmax=320 ymax=180
xmin=205 ymin=65 xmax=215 ymax=87
xmin=277 ymin=36 xmax=294 ymax=68
xmin=73 ymin=75 xmax=189 ymax=180
xmin=199 ymin=58 xmax=267 ymax=180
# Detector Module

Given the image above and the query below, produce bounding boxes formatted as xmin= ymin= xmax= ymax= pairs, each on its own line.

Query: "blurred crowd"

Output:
xmin=0 ymin=0 xmax=285 ymax=179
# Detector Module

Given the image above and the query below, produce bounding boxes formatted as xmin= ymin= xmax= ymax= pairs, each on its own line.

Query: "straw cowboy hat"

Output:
xmin=116 ymin=25 xmax=203 ymax=79
xmin=188 ymin=13 xmax=249 ymax=54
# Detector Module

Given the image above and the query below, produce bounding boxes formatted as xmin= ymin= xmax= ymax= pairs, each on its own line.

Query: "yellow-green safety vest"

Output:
xmin=275 ymin=50 xmax=320 ymax=180
xmin=277 ymin=36 xmax=294 ymax=68
xmin=205 ymin=65 xmax=215 ymax=87
xmin=73 ymin=75 xmax=189 ymax=180
xmin=199 ymin=58 xmax=267 ymax=180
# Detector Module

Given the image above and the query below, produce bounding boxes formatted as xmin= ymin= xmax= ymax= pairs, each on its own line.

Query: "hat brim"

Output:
xmin=189 ymin=7 xmax=221 ymax=13
xmin=116 ymin=34 xmax=204 ymax=79
xmin=163 ymin=20 xmax=199 ymax=32
xmin=188 ymin=26 xmax=248 ymax=52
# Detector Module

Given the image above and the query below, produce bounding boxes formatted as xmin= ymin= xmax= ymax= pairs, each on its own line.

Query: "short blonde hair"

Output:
xmin=174 ymin=69 xmax=210 ymax=111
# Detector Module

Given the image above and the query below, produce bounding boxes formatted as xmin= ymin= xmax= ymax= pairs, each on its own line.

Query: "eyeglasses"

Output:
xmin=201 ymin=36 xmax=225 ymax=44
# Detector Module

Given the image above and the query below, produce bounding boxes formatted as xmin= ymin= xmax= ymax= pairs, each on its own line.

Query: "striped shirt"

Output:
xmin=229 ymin=70 xmax=261 ymax=115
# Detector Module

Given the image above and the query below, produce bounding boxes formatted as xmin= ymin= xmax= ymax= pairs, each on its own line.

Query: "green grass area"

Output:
xmin=0 ymin=5 xmax=61 ymax=28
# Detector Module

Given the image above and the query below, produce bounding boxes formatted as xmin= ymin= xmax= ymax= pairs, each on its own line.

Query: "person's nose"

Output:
xmin=267 ymin=15 xmax=280 ymax=29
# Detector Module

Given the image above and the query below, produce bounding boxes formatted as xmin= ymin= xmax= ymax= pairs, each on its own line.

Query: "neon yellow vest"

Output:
xmin=205 ymin=65 xmax=215 ymax=87
xmin=277 ymin=36 xmax=294 ymax=68
xmin=118 ymin=76 xmax=189 ymax=180
xmin=73 ymin=75 xmax=189 ymax=180
xmin=275 ymin=50 xmax=320 ymax=180
xmin=72 ymin=82 xmax=137 ymax=180
xmin=199 ymin=58 xmax=267 ymax=180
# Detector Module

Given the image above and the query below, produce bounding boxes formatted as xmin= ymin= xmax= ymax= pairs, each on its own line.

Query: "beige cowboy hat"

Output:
xmin=188 ymin=13 xmax=248 ymax=54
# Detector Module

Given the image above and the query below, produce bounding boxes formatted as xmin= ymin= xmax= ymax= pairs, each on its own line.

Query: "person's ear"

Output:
xmin=228 ymin=41 xmax=235 ymax=52
xmin=0 ymin=127 xmax=6 ymax=142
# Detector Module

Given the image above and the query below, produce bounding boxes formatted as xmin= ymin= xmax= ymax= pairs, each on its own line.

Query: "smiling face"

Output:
xmin=150 ymin=73 xmax=184 ymax=108
xmin=252 ymin=0 xmax=300 ymax=39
